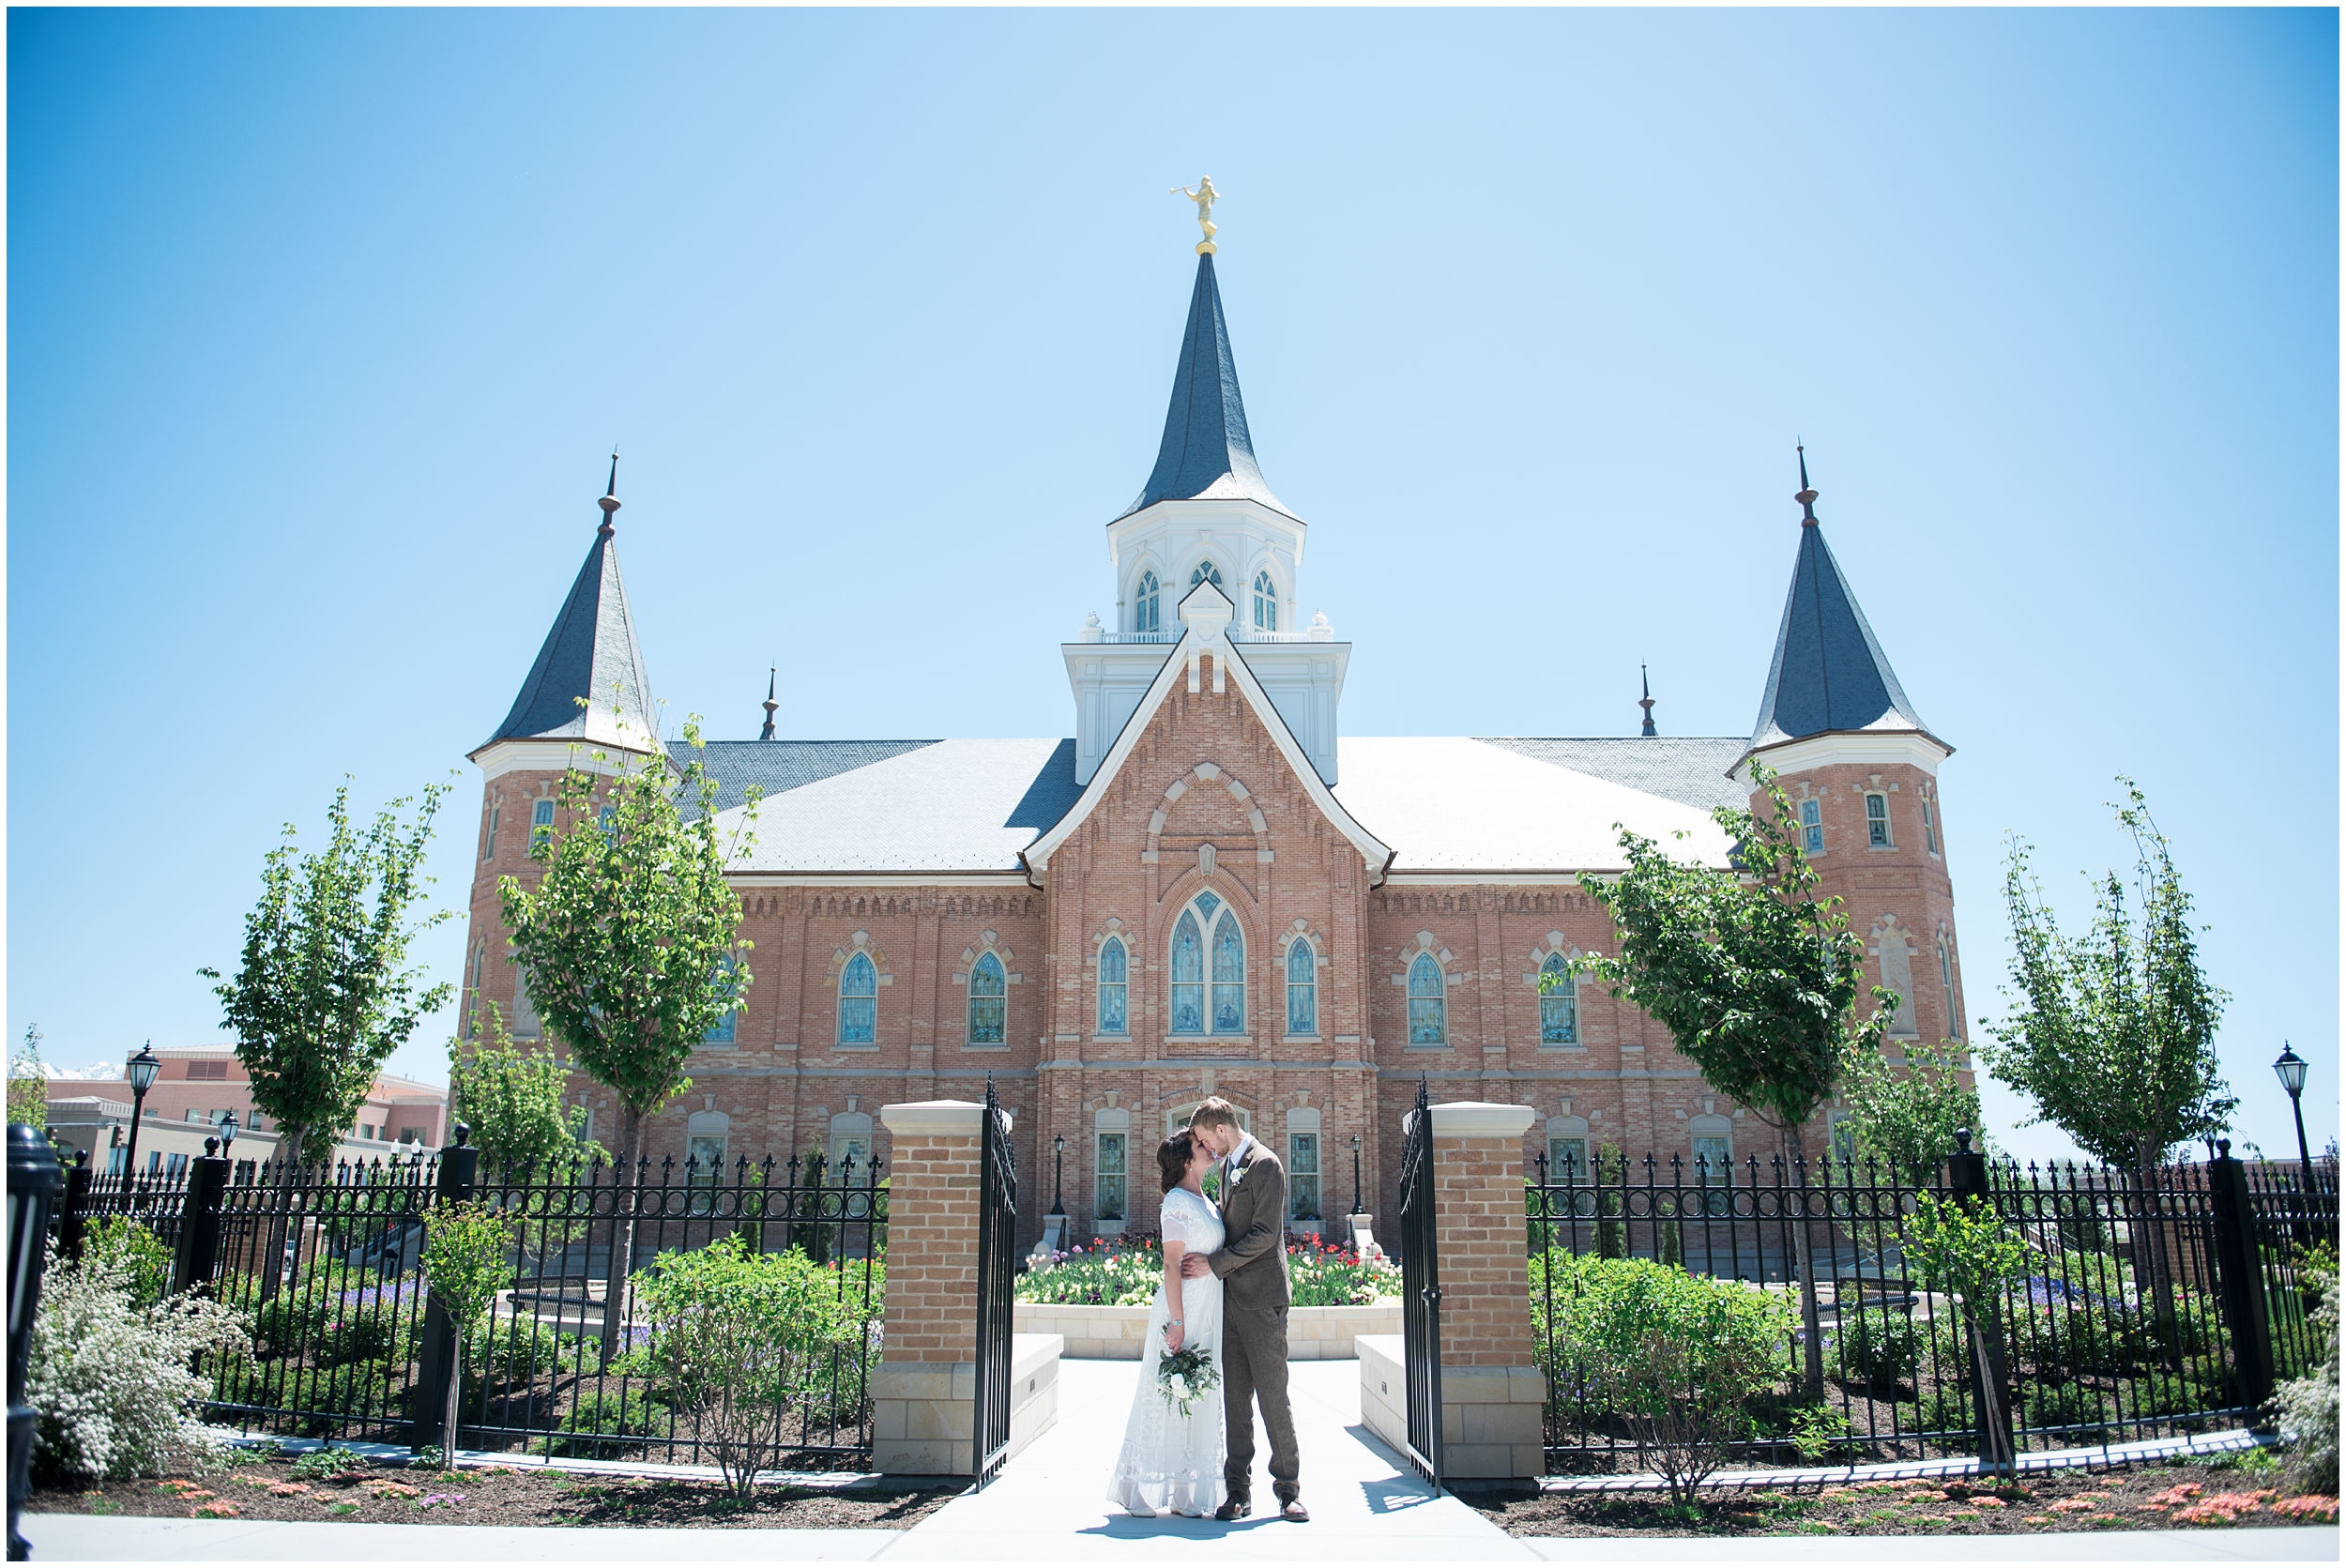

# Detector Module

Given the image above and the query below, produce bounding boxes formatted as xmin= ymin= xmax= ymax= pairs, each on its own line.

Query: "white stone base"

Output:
xmin=873 ymin=1332 xmax=1061 ymax=1476
xmin=1356 ymin=1333 xmax=1544 ymax=1479
xmin=1011 ymin=1302 xmax=1400 ymax=1360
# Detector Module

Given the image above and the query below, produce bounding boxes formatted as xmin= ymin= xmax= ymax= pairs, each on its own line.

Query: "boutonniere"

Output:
xmin=1228 ymin=1158 xmax=1250 ymax=1186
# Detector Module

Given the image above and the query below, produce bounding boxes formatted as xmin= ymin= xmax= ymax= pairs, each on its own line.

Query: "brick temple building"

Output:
xmin=459 ymin=239 xmax=1967 ymax=1249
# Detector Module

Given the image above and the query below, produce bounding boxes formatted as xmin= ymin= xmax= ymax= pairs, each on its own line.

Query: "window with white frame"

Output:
xmin=1538 ymin=953 xmax=1577 ymax=1044
xmin=512 ymin=960 xmax=541 ymax=1039
xmin=1800 ymin=798 xmax=1824 ymax=855
xmin=483 ymin=805 xmax=499 ymax=860
xmin=1940 ymin=939 xmax=1960 ymax=1038
xmin=1253 ymin=571 xmax=1276 ymax=631
xmin=1288 ymin=1133 xmax=1321 ymax=1221
xmin=1828 ymin=1111 xmax=1859 ymax=1166
xmin=1169 ymin=891 xmax=1244 ymax=1036
xmin=1135 ymin=571 xmax=1160 ymax=633
xmin=1691 ymin=1120 xmax=1734 ymax=1214
xmin=1097 ymin=937 xmax=1128 ymax=1035
xmin=968 ymin=952 xmax=1007 ymax=1043
xmin=1866 ymin=792 xmax=1891 ymax=847
xmin=830 ymin=1111 xmax=874 ymax=1179
xmin=1408 ymin=953 xmax=1446 ymax=1044
xmin=1921 ymin=798 xmax=1938 ymax=854
xmin=531 ymin=798 xmax=556 ymax=852
xmin=1286 ymin=938 xmax=1317 ymax=1036
xmin=839 ymin=952 xmax=877 ymax=1044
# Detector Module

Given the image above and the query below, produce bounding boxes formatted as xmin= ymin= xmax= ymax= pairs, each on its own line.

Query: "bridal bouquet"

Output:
xmin=1156 ymin=1342 xmax=1220 ymax=1417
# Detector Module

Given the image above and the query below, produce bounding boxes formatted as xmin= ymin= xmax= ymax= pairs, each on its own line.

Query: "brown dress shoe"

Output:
xmin=1281 ymin=1499 xmax=1310 ymax=1522
xmin=1213 ymin=1496 xmax=1252 ymax=1521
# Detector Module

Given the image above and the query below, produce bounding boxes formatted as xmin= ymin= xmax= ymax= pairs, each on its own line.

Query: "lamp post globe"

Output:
xmin=2273 ymin=1042 xmax=2314 ymax=1185
xmin=218 ymin=1111 xmax=238 ymax=1165
xmin=121 ymin=1043 xmax=160 ymax=1187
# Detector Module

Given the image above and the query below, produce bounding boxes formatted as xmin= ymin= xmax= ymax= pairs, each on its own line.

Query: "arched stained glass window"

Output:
xmin=1408 ymin=953 xmax=1446 ymax=1044
xmin=1287 ymin=938 xmax=1317 ymax=1037
xmin=1170 ymin=912 xmax=1205 ymax=1034
xmin=839 ymin=952 xmax=876 ymax=1044
xmin=1253 ymin=571 xmax=1276 ymax=632
xmin=1211 ymin=916 xmax=1245 ymax=1033
xmin=1190 ymin=562 xmax=1223 ymax=590
xmin=1135 ymin=571 xmax=1160 ymax=634
xmin=1538 ymin=952 xmax=1577 ymax=1044
xmin=705 ymin=954 xmax=740 ymax=1044
xmin=1098 ymin=937 xmax=1128 ymax=1035
xmin=969 ymin=952 xmax=1006 ymax=1044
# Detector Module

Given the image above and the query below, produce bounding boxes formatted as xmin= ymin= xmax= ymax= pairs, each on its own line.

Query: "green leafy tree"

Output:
xmin=419 ymin=1198 xmax=515 ymax=1471
xmin=497 ymin=718 xmax=754 ymax=1361
xmin=8 ymin=1023 xmax=49 ymax=1129
xmin=201 ymin=780 xmax=452 ymax=1298
xmin=1906 ymin=1191 xmax=2030 ymax=1471
xmin=448 ymin=1002 xmax=609 ymax=1174
xmin=1981 ymin=777 xmax=2233 ymax=1173
xmin=1837 ymin=1040 xmax=1989 ymax=1187
xmin=1574 ymin=760 xmax=1896 ymax=1398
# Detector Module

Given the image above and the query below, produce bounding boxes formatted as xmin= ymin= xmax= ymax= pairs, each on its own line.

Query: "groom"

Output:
xmin=1181 ymin=1098 xmax=1307 ymax=1522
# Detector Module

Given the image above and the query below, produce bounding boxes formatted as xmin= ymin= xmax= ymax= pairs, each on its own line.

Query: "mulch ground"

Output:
xmin=1465 ymin=1459 xmax=2339 ymax=1537
xmin=29 ymin=1456 xmax=960 ymax=1530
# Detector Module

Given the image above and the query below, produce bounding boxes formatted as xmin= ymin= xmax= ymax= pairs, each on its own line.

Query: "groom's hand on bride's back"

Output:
xmin=1180 ymin=1253 xmax=1212 ymax=1278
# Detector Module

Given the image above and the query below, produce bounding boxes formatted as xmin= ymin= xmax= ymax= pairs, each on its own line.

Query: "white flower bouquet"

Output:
xmin=1156 ymin=1341 xmax=1220 ymax=1417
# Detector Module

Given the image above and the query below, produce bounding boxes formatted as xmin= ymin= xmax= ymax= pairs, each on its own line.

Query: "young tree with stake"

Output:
xmin=202 ymin=779 xmax=452 ymax=1298
xmin=1571 ymin=760 xmax=1897 ymax=1399
xmin=498 ymin=716 xmax=754 ymax=1363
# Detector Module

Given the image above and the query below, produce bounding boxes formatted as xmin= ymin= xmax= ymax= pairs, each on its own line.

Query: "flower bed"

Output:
xmin=1015 ymin=1233 xmax=1399 ymax=1308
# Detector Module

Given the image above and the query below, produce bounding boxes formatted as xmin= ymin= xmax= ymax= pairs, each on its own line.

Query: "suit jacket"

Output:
xmin=1207 ymin=1141 xmax=1291 ymax=1315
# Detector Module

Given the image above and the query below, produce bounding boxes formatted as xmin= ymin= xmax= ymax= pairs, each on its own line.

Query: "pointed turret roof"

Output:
xmin=476 ymin=460 xmax=659 ymax=755
xmin=1120 ymin=253 xmax=1293 ymax=521
xmin=1748 ymin=453 xmax=1942 ymax=754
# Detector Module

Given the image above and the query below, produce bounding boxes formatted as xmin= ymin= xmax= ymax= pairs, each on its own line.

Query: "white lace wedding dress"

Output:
xmin=1105 ymin=1184 xmax=1226 ymax=1516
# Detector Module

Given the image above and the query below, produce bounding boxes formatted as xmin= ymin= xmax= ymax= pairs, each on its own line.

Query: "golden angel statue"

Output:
xmin=1172 ymin=176 xmax=1220 ymax=252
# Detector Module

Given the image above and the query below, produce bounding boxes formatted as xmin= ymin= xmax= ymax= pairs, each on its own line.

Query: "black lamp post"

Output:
xmin=2274 ymin=1042 xmax=2313 ymax=1188
xmin=1050 ymin=1134 xmax=1066 ymax=1216
xmin=218 ymin=1111 xmax=238 ymax=1176
xmin=8 ymin=1123 xmax=64 ymax=1560
xmin=122 ymin=1043 xmax=160 ymax=1187
xmin=1350 ymin=1134 xmax=1364 ymax=1215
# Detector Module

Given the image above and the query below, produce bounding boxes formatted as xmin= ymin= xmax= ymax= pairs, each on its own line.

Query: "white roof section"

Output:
xmin=1333 ymin=737 xmax=1735 ymax=874
xmin=718 ymin=738 xmax=1080 ymax=875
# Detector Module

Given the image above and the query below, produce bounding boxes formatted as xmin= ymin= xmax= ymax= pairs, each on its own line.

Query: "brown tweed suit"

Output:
xmin=1207 ymin=1141 xmax=1298 ymax=1502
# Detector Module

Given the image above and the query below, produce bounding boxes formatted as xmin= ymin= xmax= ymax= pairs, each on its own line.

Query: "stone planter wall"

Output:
xmin=1011 ymin=1301 xmax=1400 ymax=1360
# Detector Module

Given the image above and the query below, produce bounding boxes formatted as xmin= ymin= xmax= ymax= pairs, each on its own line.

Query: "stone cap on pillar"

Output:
xmin=880 ymin=1100 xmax=1013 ymax=1136
xmin=1405 ymin=1101 xmax=1538 ymax=1139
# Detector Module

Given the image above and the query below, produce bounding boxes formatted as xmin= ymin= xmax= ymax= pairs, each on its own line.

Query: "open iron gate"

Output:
xmin=1398 ymin=1074 xmax=1443 ymax=1487
xmin=972 ymin=1075 xmax=1018 ymax=1488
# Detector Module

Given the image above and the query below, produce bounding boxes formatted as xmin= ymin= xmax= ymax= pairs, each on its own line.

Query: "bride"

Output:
xmin=1105 ymin=1129 xmax=1226 ymax=1518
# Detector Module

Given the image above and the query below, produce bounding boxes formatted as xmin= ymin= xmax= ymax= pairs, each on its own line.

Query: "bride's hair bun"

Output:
xmin=1158 ymin=1130 xmax=1196 ymax=1193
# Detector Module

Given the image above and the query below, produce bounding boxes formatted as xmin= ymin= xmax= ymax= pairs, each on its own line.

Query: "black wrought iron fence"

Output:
xmin=1527 ymin=1143 xmax=2326 ymax=1475
xmin=56 ymin=1141 xmax=888 ymax=1467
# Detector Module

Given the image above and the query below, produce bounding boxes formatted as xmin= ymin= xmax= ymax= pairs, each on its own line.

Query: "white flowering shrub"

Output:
xmin=27 ymin=1241 xmax=253 ymax=1482
xmin=2272 ymin=1248 xmax=2338 ymax=1496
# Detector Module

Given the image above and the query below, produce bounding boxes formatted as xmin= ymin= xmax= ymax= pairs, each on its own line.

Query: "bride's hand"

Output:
xmin=1164 ymin=1321 xmax=1184 ymax=1354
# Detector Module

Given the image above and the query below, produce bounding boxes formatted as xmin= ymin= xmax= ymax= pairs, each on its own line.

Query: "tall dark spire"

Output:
xmin=1638 ymin=665 xmax=1657 ymax=738
xmin=1747 ymin=451 xmax=1942 ymax=754
xmin=759 ymin=666 xmax=779 ymax=741
xmin=474 ymin=460 xmax=657 ymax=755
xmin=1120 ymin=253 xmax=1293 ymax=521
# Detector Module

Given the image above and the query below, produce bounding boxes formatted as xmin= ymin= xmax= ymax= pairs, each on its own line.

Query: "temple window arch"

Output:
xmin=1135 ymin=570 xmax=1161 ymax=634
xmin=968 ymin=951 xmax=1007 ymax=1044
xmin=1408 ymin=953 xmax=1446 ymax=1044
xmin=838 ymin=951 xmax=877 ymax=1044
xmin=1169 ymin=891 xmax=1245 ymax=1037
xmin=1253 ymin=570 xmax=1277 ymax=631
xmin=1286 ymin=936 xmax=1318 ymax=1037
xmin=1097 ymin=936 xmax=1129 ymax=1036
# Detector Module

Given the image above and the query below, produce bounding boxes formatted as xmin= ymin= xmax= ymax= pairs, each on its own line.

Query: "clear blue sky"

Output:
xmin=10 ymin=8 xmax=2336 ymax=1165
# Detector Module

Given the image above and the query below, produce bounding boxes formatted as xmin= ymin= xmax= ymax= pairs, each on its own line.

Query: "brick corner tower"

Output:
xmin=458 ymin=455 xmax=663 ymax=1049
xmin=1735 ymin=448 xmax=1969 ymax=1152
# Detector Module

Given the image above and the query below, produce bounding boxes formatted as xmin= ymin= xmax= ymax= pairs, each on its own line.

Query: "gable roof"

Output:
xmin=1119 ymin=252 xmax=1294 ymax=522
xmin=680 ymin=739 xmax=944 ymax=817
xmin=715 ymin=739 xmax=1083 ymax=875
xmin=1472 ymin=737 xmax=1750 ymax=812
xmin=1749 ymin=519 xmax=1938 ymax=753
xmin=1333 ymin=738 xmax=1735 ymax=873
xmin=1022 ymin=618 xmax=1391 ymax=875
xmin=479 ymin=521 xmax=657 ymax=754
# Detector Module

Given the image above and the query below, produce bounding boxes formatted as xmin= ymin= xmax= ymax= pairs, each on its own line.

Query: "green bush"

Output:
xmin=316 ymin=1311 xmax=401 ymax=1368
xmin=2020 ymin=1379 xmax=2114 ymax=1439
xmin=541 ymin=1391 xmax=671 ymax=1459
xmin=81 ymin=1220 xmax=172 ymax=1311
xmin=1533 ymin=1253 xmax=1792 ymax=1503
xmin=287 ymin=1444 xmax=372 ymax=1482
xmin=2272 ymin=1246 xmax=2338 ymax=1494
xmin=1834 ymin=1305 xmax=1921 ymax=1393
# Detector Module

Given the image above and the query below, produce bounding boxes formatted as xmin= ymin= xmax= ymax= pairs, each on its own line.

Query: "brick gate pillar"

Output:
xmin=873 ymin=1100 xmax=1062 ymax=1476
xmin=1425 ymin=1101 xmax=1542 ymax=1479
